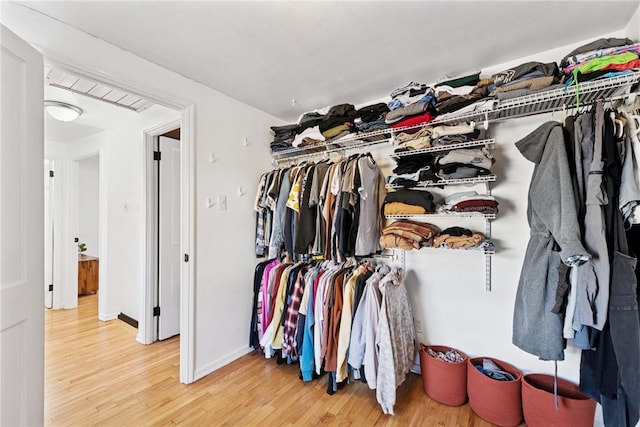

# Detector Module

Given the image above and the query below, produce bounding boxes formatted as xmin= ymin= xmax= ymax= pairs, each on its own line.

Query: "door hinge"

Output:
xmin=153 ymin=306 xmax=161 ymax=317
xmin=48 ymin=284 xmax=53 ymax=292
xmin=49 ymin=170 xmax=54 ymax=178
xmin=184 ymin=253 xmax=189 ymax=262
xmin=153 ymin=151 xmax=161 ymax=161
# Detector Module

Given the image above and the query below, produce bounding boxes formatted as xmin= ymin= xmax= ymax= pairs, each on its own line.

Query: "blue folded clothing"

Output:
xmin=474 ymin=359 xmax=516 ymax=381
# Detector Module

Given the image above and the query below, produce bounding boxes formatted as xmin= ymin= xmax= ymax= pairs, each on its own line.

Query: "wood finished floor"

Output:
xmin=45 ymin=295 xmax=502 ymax=426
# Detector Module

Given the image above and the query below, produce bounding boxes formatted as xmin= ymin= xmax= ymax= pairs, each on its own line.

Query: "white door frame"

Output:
xmin=44 ymin=57 xmax=195 ymax=384
xmin=139 ymin=119 xmax=180 ymax=345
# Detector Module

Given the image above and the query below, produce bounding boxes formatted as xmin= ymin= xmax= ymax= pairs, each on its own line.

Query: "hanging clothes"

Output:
xmin=579 ymin=108 xmax=640 ymax=427
xmin=255 ymin=154 xmax=385 ymax=262
xmin=250 ymin=258 xmax=415 ymax=415
xmin=375 ymin=268 xmax=416 ymax=415
xmin=513 ymin=121 xmax=589 ymax=361
xmin=574 ymin=105 xmax=610 ymax=331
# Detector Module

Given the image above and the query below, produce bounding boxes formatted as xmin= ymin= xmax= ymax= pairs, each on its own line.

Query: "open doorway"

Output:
xmin=76 ymin=154 xmax=100 ymax=299
xmin=141 ymin=122 xmax=182 ymax=343
xmin=42 ymin=63 xmax=194 ymax=383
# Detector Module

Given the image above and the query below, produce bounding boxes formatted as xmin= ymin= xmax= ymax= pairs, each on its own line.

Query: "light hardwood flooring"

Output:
xmin=45 ymin=295 xmax=500 ymax=426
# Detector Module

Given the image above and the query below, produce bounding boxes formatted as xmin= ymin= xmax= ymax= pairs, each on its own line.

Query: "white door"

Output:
xmin=44 ymin=160 xmax=54 ymax=308
xmin=0 ymin=24 xmax=45 ymax=425
xmin=158 ymin=136 xmax=180 ymax=340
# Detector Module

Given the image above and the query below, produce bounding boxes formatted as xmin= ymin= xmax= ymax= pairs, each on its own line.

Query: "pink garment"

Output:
xmin=260 ymin=259 xmax=280 ymax=338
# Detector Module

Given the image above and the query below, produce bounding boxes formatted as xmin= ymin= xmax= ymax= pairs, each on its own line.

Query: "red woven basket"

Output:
xmin=467 ymin=357 xmax=523 ymax=427
xmin=419 ymin=344 xmax=468 ymax=406
xmin=522 ymin=373 xmax=596 ymax=427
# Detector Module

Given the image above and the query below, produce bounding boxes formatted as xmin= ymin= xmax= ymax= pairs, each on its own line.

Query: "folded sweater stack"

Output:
xmin=441 ymin=191 xmax=499 ymax=215
xmin=379 ymin=220 xmax=440 ymax=250
xmin=380 ymin=222 xmax=486 ymax=251
xmin=560 ymin=37 xmax=640 ymax=86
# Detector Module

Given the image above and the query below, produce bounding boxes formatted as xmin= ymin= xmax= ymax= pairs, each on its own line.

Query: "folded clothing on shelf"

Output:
xmin=383 ymin=189 xmax=436 ymax=214
xmin=270 ymin=123 xmax=300 ymax=152
xmin=436 ymin=98 xmax=496 ymax=122
xmin=432 ymin=128 xmax=487 ymax=147
xmin=437 ymin=147 xmax=494 ymax=170
xmin=356 ymin=102 xmax=390 ymax=123
xmin=292 ymin=125 xmax=324 ymax=147
xmin=384 ymin=202 xmax=429 ymax=215
xmin=435 ymin=85 xmax=490 ymax=116
xmin=441 ymin=191 xmax=499 ymax=215
xmin=437 ymin=163 xmax=492 ymax=180
xmin=559 ymin=38 xmax=640 ymax=86
xmin=396 ymin=127 xmax=432 ymax=150
xmin=390 ymin=111 xmax=435 ymax=129
xmin=386 ymin=102 xmax=433 ymax=125
xmin=387 ymin=82 xmax=436 ymax=111
xmin=491 ymin=61 xmax=560 ymax=88
xmin=435 ymin=70 xmax=481 ymax=88
xmin=433 ymin=227 xmax=485 ymax=249
xmin=380 ymin=220 xmax=440 ymax=250
xmin=318 ymin=103 xmax=357 ymax=138
xmin=560 ymin=37 xmax=636 ymax=70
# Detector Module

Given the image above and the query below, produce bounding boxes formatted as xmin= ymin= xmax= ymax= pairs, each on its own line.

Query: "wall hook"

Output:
xmin=205 ymin=197 xmax=216 ymax=208
xmin=237 ymin=186 xmax=246 ymax=197
xmin=242 ymin=137 xmax=249 ymax=147
xmin=209 ymin=153 xmax=218 ymax=164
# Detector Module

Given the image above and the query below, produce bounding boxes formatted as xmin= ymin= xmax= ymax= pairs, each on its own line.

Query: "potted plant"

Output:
xmin=78 ymin=242 xmax=87 ymax=257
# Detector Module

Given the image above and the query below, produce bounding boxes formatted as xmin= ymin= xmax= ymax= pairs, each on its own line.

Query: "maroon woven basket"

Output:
xmin=419 ymin=344 xmax=468 ymax=406
xmin=522 ymin=373 xmax=596 ymax=427
xmin=467 ymin=357 xmax=523 ymax=427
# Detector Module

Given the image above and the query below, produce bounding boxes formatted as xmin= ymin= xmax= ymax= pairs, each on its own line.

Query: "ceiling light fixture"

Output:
xmin=44 ymin=100 xmax=83 ymax=122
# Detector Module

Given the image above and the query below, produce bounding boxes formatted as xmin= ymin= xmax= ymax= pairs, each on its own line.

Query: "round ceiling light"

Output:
xmin=44 ymin=100 xmax=83 ymax=122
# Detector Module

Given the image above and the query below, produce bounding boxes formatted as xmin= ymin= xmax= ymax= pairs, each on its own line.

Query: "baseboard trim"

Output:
xmin=194 ymin=347 xmax=252 ymax=381
xmin=117 ymin=312 xmax=138 ymax=329
xmin=98 ymin=312 xmax=118 ymax=322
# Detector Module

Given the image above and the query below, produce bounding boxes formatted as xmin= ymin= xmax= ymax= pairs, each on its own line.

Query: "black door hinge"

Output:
xmin=153 ymin=151 xmax=161 ymax=161
xmin=48 ymin=284 xmax=53 ymax=292
xmin=49 ymin=170 xmax=54 ymax=178
xmin=153 ymin=306 xmax=161 ymax=316
xmin=184 ymin=254 xmax=189 ymax=262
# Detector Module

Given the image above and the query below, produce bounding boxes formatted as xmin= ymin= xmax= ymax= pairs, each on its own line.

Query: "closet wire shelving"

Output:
xmin=386 ymin=175 xmax=496 ymax=190
xmin=271 ymin=71 xmax=640 ymax=164
xmin=268 ymin=71 xmax=640 ymax=290
xmin=390 ymin=138 xmax=495 ymax=158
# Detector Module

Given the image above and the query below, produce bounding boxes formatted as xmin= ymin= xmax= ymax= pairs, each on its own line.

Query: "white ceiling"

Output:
xmin=18 ymin=1 xmax=640 ymax=123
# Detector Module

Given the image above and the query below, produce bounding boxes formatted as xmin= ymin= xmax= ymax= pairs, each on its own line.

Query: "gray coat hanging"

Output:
xmin=512 ymin=121 xmax=589 ymax=361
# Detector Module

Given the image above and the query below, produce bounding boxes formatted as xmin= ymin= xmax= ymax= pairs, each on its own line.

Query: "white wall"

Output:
xmin=626 ymin=5 xmax=640 ymax=41
xmin=78 ymin=156 xmax=99 ymax=257
xmin=0 ymin=2 xmax=282 ymax=380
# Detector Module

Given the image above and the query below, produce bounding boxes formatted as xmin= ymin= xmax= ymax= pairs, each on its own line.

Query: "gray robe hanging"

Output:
xmin=513 ymin=121 xmax=589 ymax=361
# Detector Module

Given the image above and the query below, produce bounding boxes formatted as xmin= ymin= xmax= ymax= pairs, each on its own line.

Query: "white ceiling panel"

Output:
xmin=14 ymin=1 xmax=640 ymax=121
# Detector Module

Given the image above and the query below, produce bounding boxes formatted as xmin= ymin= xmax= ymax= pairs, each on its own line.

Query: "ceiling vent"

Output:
xmin=45 ymin=67 xmax=154 ymax=112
